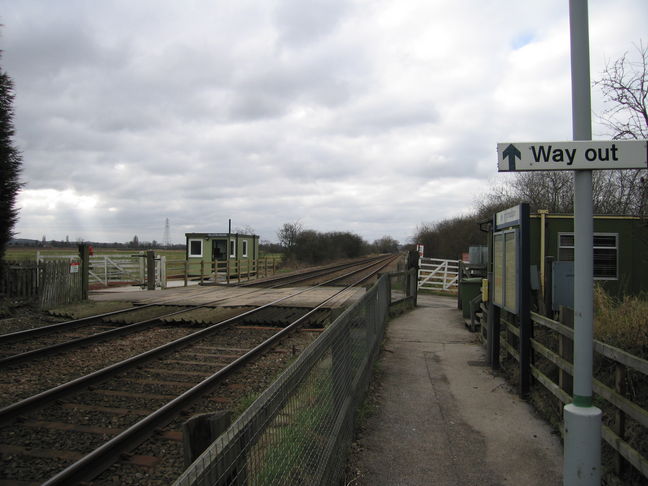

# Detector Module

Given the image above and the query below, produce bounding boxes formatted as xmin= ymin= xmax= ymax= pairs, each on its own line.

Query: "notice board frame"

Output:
xmin=489 ymin=202 xmax=531 ymax=397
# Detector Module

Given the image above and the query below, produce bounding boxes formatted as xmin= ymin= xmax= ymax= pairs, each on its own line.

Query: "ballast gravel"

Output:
xmin=0 ymin=326 xmax=196 ymax=406
xmin=1 ymin=320 xmax=320 ymax=485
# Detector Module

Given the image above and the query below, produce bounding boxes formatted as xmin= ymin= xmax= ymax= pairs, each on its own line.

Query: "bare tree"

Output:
xmin=412 ymin=214 xmax=487 ymax=260
xmin=482 ymin=42 xmax=648 ymax=218
xmin=595 ymin=41 xmax=647 ymax=140
xmin=476 ymin=171 xmax=573 ymax=216
xmin=277 ymin=221 xmax=303 ymax=255
xmin=372 ymin=235 xmax=400 ymax=254
xmin=593 ymin=41 xmax=648 ymax=217
xmin=234 ymin=225 xmax=256 ymax=235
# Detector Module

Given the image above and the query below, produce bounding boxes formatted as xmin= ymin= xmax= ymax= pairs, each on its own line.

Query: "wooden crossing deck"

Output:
xmin=89 ymin=285 xmax=365 ymax=309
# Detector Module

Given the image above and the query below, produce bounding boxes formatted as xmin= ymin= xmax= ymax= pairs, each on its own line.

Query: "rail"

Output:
xmin=1 ymin=265 xmax=412 ymax=485
xmin=479 ymin=306 xmax=648 ymax=481
xmin=174 ymin=269 xmax=416 ymax=486
xmin=0 ymin=256 xmax=394 ymax=368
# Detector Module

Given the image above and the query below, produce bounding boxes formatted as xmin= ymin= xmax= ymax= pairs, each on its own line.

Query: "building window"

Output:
xmin=558 ymin=232 xmax=618 ymax=280
xmin=242 ymin=240 xmax=248 ymax=258
xmin=230 ymin=239 xmax=236 ymax=258
xmin=188 ymin=239 xmax=203 ymax=258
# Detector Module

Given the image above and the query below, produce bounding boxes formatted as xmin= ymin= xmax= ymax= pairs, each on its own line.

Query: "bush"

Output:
xmin=594 ymin=286 xmax=648 ymax=359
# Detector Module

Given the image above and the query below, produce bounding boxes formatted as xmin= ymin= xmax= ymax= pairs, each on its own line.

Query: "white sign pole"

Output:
xmin=564 ymin=1 xmax=602 ymax=484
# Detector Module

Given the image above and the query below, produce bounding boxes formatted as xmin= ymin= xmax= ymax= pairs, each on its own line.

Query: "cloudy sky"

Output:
xmin=1 ymin=1 xmax=646 ymax=245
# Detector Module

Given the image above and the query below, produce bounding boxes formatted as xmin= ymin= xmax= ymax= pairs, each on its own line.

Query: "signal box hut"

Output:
xmin=185 ymin=233 xmax=259 ymax=265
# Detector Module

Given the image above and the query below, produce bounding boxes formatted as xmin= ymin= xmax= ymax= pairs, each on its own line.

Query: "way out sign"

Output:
xmin=497 ymin=140 xmax=647 ymax=172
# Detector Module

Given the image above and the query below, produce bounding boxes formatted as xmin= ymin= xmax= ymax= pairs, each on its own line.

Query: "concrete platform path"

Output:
xmin=349 ymin=293 xmax=563 ymax=485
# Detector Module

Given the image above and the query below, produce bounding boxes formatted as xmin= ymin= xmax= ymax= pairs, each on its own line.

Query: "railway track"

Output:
xmin=0 ymin=255 xmax=389 ymax=368
xmin=0 ymin=254 xmax=397 ymax=485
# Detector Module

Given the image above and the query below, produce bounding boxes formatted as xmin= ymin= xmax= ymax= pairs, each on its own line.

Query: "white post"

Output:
xmin=139 ymin=254 xmax=144 ymax=286
xmin=564 ymin=1 xmax=602 ymax=484
xmin=160 ymin=256 xmax=167 ymax=289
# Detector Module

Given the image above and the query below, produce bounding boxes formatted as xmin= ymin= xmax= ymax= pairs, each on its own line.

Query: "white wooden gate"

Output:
xmin=418 ymin=257 xmax=459 ymax=291
xmin=89 ymin=254 xmax=165 ymax=288
xmin=88 ymin=255 xmax=145 ymax=287
xmin=38 ymin=252 xmax=164 ymax=288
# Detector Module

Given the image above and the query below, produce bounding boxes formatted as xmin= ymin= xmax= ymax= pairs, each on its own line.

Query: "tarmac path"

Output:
xmin=349 ymin=293 xmax=563 ymax=485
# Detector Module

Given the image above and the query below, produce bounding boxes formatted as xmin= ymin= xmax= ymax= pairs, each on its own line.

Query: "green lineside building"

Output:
xmin=529 ymin=212 xmax=648 ymax=300
xmin=185 ymin=232 xmax=260 ymax=264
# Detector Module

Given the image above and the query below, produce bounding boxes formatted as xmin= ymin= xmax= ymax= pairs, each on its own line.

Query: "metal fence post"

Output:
xmin=410 ymin=267 xmax=418 ymax=306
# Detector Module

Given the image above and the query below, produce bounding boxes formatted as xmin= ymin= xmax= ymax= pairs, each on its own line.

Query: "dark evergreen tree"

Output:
xmin=0 ymin=52 xmax=23 ymax=270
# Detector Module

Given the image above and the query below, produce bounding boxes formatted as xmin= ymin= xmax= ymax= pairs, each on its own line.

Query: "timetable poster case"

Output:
xmin=492 ymin=228 xmax=519 ymax=314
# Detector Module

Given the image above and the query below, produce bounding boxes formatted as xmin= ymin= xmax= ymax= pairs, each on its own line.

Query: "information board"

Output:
xmin=493 ymin=233 xmax=504 ymax=307
xmin=492 ymin=228 xmax=518 ymax=314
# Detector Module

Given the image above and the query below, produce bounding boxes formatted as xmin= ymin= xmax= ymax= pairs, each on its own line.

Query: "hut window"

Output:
xmin=593 ymin=234 xmax=618 ymax=279
xmin=558 ymin=232 xmax=618 ymax=280
xmin=188 ymin=239 xmax=203 ymax=258
xmin=242 ymin=240 xmax=248 ymax=257
xmin=230 ymin=239 xmax=236 ymax=258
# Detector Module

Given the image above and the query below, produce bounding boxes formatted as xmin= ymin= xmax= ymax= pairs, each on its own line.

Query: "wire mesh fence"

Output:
xmin=174 ymin=273 xmax=395 ymax=486
xmin=388 ymin=268 xmax=418 ymax=305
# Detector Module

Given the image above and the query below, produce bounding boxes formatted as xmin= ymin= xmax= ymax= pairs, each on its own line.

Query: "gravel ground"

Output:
xmin=0 ymin=320 xmax=320 ymax=485
xmin=0 ymin=304 xmax=65 ymax=335
xmin=92 ymin=329 xmax=320 ymax=486
xmin=1 ymin=453 xmax=67 ymax=482
xmin=0 ymin=323 xmax=120 ymax=357
xmin=0 ymin=325 xmax=197 ymax=406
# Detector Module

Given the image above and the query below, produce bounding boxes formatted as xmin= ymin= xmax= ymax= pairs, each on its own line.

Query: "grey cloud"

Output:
xmin=331 ymin=98 xmax=440 ymax=135
xmin=227 ymin=92 xmax=288 ymax=121
xmin=274 ymin=0 xmax=350 ymax=47
xmin=3 ymin=0 xmax=646 ymax=245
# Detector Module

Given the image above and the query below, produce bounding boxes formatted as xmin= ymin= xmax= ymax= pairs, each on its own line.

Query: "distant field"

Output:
xmin=4 ymin=247 xmax=187 ymax=262
xmin=4 ymin=247 xmax=282 ymax=263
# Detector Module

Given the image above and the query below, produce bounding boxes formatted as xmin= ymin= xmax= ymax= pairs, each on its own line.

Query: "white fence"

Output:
xmin=88 ymin=255 xmax=144 ymax=287
xmin=418 ymin=257 xmax=459 ymax=291
xmin=37 ymin=252 xmax=164 ymax=289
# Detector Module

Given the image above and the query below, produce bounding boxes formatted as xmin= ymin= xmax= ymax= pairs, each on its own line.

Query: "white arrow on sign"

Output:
xmin=497 ymin=140 xmax=648 ymax=172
